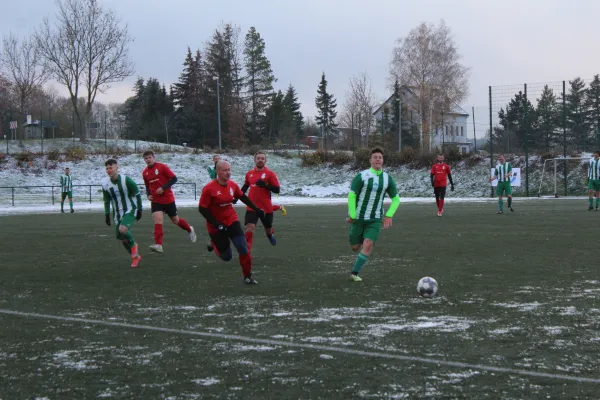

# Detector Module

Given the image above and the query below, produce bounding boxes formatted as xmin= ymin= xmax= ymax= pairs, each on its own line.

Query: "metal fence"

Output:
xmin=0 ymin=183 xmax=197 ymax=206
xmin=489 ymin=77 xmax=600 ymax=196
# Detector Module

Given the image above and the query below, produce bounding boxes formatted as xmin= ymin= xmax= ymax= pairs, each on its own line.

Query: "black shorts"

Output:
xmin=209 ymin=221 xmax=244 ymax=253
xmin=244 ymin=210 xmax=274 ymax=229
xmin=434 ymin=186 xmax=447 ymax=199
xmin=151 ymin=201 xmax=178 ymax=217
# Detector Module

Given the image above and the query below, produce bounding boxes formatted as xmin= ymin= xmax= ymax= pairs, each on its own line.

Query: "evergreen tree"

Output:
xmin=172 ymin=48 xmax=204 ymax=146
xmin=535 ymin=85 xmax=560 ymax=152
xmin=497 ymin=91 xmax=536 ymax=153
xmin=315 ymin=72 xmax=338 ymax=149
xmin=265 ymin=90 xmax=285 ymax=144
xmin=244 ymin=27 xmax=276 ymax=144
xmin=566 ymin=77 xmax=590 ymax=151
xmin=203 ymin=24 xmax=244 ymax=148
xmin=585 ymin=74 xmax=600 ymax=148
xmin=282 ymin=84 xmax=304 ymax=145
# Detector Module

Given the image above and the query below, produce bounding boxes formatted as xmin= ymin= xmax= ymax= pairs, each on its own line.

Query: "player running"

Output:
xmin=239 ymin=151 xmax=287 ymax=252
xmin=207 ymin=154 xmax=221 ymax=179
xmin=587 ymin=151 xmax=600 ymax=211
xmin=488 ymin=154 xmax=514 ymax=214
xmin=346 ymin=147 xmax=400 ymax=282
xmin=102 ymin=159 xmax=143 ymax=268
xmin=142 ymin=150 xmax=196 ymax=253
xmin=198 ymin=160 xmax=264 ymax=285
xmin=430 ymin=153 xmax=454 ymax=216
xmin=60 ymin=167 xmax=74 ymax=213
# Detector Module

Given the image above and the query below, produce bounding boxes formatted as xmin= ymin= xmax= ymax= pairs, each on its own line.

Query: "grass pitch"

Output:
xmin=1 ymin=201 xmax=599 ymax=399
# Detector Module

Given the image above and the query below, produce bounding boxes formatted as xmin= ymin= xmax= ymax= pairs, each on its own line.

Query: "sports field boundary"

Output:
xmin=1 ymin=308 xmax=599 ymax=384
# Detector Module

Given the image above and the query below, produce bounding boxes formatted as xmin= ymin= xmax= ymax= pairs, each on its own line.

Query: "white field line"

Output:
xmin=0 ymin=308 xmax=599 ymax=384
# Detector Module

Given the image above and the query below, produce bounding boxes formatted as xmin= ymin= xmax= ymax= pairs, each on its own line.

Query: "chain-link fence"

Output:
xmin=488 ymin=77 xmax=600 ymax=196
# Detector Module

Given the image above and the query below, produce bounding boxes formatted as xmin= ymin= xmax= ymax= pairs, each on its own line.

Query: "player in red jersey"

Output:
xmin=198 ymin=160 xmax=264 ymax=284
xmin=430 ymin=153 xmax=455 ymax=217
xmin=142 ymin=151 xmax=196 ymax=253
xmin=238 ymin=151 xmax=286 ymax=251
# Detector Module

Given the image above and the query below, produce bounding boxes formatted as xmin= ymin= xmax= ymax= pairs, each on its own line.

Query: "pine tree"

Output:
xmin=585 ymin=74 xmax=600 ymax=149
xmin=315 ymin=72 xmax=338 ymax=149
xmin=244 ymin=27 xmax=276 ymax=145
xmin=265 ymin=90 xmax=285 ymax=145
xmin=498 ymin=91 xmax=536 ymax=153
xmin=536 ymin=85 xmax=560 ymax=152
xmin=566 ymin=77 xmax=590 ymax=151
xmin=172 ymin=48 xmax=204 ymax=146
xmin=283 ymin=84 xmax=304 ymax=146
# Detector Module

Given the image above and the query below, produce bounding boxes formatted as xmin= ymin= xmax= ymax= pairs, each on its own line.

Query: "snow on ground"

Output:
xmin=0 ymin=139 xmax=591 ymax=213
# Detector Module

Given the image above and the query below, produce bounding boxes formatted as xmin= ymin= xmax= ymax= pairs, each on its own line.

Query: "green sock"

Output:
xmin=121 ymin=240 xmax=132 ymax=254
xmin=352 ymin=253 xmax=369 ymax=274
xmin=498 ymin=199 xmax=503 ymax=212
xmin=124 ymin=231 xmax=136 ymax=247
xmin=70 ymin=201 xmax=73 ymax=210
xmin=590 ymin=198 xmax=594 ymax=207
xmin=596 ymin=198 xmax=599 ymax=208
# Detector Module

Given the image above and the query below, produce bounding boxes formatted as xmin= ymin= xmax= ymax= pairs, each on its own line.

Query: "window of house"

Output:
xmin=461 ymin=127 xmax=464 ymax=136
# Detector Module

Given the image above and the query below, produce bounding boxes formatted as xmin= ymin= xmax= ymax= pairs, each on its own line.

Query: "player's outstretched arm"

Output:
xmin=347 ymin=173 xmax=363 ymax=221
xmin=430 ymin=173 xmax=434 ymax=187
xmin=238 ymin=194 xmax=263 ymax=216
xmin=198 ymin=206 xmax=222 ymax=228
xmin=240 ymin=183 xmax=249 ymax=194
xmin=256 ymin=180 xmax=280 ymax=194
xmin=161 ymin=175 xmax=177 ymax=191
xmin=448 ymin=173 xmax=455 ymax=190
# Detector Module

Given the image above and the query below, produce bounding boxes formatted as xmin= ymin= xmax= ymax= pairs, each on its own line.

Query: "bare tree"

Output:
xmin=342 ymin=72 xmax=379 ymax=148
xmin=389 ymin=19 xmax=469 ymax=151
xmin=0 ymin=32 xmax=49 ymax=138
xmin=35 ymin=0 xmax=134 ymax=139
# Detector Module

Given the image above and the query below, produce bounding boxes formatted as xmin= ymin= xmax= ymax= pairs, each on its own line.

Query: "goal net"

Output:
xmin=537 ymin=157 xmax=588 ymax=198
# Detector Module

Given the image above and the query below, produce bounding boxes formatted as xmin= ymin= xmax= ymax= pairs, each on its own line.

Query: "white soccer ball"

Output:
xmin=417 ymin=277 xmax=438 ymax=298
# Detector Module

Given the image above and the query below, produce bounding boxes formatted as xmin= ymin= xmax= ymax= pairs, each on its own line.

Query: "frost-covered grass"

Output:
xmin=0 ymin=140 xmax=592 ymax=205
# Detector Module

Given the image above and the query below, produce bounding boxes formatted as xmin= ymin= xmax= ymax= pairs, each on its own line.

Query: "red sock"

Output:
xmin=240 ymin=253 xmax=252 ymax=277
xmin=177 ymin=218 xmax=191 ymax=232
xmin=440 ymin=199 xmax=445 ymax=211
xmin=245 ymin=231 xmax=254 ymax=252
xmin=272 ymin=205 xmax=281 ymax=212
xmin=154 ymin=224 xmax=163 ymax=245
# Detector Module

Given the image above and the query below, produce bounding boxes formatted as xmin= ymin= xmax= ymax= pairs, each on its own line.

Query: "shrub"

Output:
xmin=15 ymin=150 xmax=36 ymax=163
xmin=398 ymin=147 xmax=418 ymax=164
xmin=64 ymin=147 xmax=86 ymax=162
xmin=0 ymin=153 xmax=7 ymax=164
xmin=273 ymin=150 xmax=293 ymax=159
xmin=464 ymin=154 xmax=485 ymax=168
xmin=330 ymin=151 xmax=353 ymax=166
xmin=46 ymin=148 xmax=61 ymax=161
xmin=353 ymin=149 xmax=371 ymax=169
xmin=242 ymin=145 xmax=262 ymax=156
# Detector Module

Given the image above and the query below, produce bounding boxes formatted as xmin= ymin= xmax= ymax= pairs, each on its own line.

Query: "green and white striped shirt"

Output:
xmin=102 ymin=174 xmax=142 ymax=224
xmin=60 ymin=174 xmax=72 ymax=193
xmin=350 ymin=168 xmax=398 ymax=220
xmin=494 ymin=162 xmax=512 ymax=182
xmin=589 ymin=158 xmax=600 ymax=180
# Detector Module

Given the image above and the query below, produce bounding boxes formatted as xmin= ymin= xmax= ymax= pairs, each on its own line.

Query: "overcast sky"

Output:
xmin=3 ymin=0 xmax=600 ymax=137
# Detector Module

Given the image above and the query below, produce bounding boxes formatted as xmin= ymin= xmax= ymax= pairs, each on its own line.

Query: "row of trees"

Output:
xmin=121 ymin=24 xmax=341 ymax=149
xmin=493 ymin=75 xmax=600 ymax=153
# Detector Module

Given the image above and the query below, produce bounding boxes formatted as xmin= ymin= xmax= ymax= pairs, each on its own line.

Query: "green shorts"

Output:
xmin=61 ymin=191 xmax=72 ymax=200
xmin=115 ymin=212 xmax=136 ymax=238
xmin=588 ymin=179 xmax=600 ymax=191
xmin=349 ymin=219 xmax=382 ymax=245
xmin=496 ymin=182 xmax=512 ymax=196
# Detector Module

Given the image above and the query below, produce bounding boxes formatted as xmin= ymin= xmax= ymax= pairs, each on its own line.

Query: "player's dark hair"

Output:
xmin=105 ymin=158 xmax=118 ymax=166
xmin=254 ymin=151 xmax=266 ymax=158
xmin=595 ymin=150 xmax=600 ymax=156
xmin=370 ymin=147 xmax=384 ymax=157
xmin=142 ymin=150 xmax=155 ymax=157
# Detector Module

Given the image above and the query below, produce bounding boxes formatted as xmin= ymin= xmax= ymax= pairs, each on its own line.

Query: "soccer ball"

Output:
xmin=417 ymin=277 xmax=438 ymax=298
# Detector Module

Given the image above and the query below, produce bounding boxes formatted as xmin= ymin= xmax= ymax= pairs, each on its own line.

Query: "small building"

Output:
xmin=23 ymin=120 xmax=58 ymax=139
xmin=373 ymin=86 xmax=473 ymax=154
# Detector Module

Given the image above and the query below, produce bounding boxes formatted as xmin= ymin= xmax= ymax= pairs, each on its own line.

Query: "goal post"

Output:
xmin=537 ymin=157 xmax=588 ymax=198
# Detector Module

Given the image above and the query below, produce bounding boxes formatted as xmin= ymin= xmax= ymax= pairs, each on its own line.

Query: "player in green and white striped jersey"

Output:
xmin=346 ymin=147 xmax=400 ymax=282
xmin=587 ymin=151 xmax=600 ymax=211
xmin=102 ymin=159 xmax=143 ymax=268
xmin=488 ymin=154 xmax=514 ymax=214
xmin=60 ymin=168 xmax=74 ymax=213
